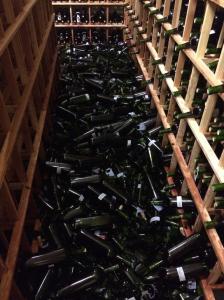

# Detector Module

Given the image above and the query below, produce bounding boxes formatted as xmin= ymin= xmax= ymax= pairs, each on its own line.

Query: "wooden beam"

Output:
xmin=0 ymin=0 xmax=38 ymax=56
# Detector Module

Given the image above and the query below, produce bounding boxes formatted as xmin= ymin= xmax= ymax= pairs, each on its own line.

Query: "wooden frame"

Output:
xmin=52 ymin=0 xmax=127 ymax=43
xmin=0 ymin=1 xmax=57 ymax=299
xmin=124 ymin=0 xmax=224 ymax=298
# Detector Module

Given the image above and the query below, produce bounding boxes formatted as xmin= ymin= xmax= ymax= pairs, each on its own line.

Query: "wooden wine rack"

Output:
xmin=124 ymin=0 xmax=224 ymax=299
xmin=52 ymin=0 xmax=127 ymax=43
xmin=0 ymin=0 xmax=57 ymax=299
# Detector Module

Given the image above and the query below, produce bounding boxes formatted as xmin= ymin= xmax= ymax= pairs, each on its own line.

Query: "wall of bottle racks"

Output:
xmin=0 ymin=0 xmax=57 ymax=299
xmin=52 ymin=0 xmax=126 ymax=43
xmin=0 ymin=0 xmax=224 ymax=299
xmin=124 ymin=0 xmax=224 ymax=299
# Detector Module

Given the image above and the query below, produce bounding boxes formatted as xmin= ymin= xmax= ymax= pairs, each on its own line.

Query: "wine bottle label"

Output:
xmin=176 ymin=267 xmax=186 ymax=282
xmin=137 ymin=183 xmax=142 ymax=189
xmin=117 ymin=172 xmax=126 ymax=178
xmin=150 ymin=216 xmax=160 ymax=223
xmin=148 ymin=139 xmax=156 ymax=147
xmin=106 ymin=168 xmax=115 ymax=177
xmin=79 ymin=194 xmax=85 ymax=201
xmin=135 ymin=207 xmax=146 ymax=220
xmin=153 ymin=204 xmax=163 ymax=212
xmin=98 ymin=193 xmax=107 ymax=200
xmin=128 ymin=112 xmax=136 ymax=116
xmin=127 ymin=140 xmax=132 ymax=146
xmin=187 ymin=280 xmax=197 ymax=290
xmin=176 ymin=196 xmax=183 ymax=208
xmin=138 ymin=123 xmax=146 ymax=131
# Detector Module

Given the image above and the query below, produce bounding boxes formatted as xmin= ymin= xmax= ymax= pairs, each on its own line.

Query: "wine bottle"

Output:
xmin=74 ymin=215 xmax=115 ymax=229
xmin=71 ymin=174 xmax=101 ymax=186
xmin=166 ymin=234 xmax=202 ymax=264
xmin=162 ymin=263 xmax=208 ymax=282
xmin=56 ymin=265 xmax=119 ymax=297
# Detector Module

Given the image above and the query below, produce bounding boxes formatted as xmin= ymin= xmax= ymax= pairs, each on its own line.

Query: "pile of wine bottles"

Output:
xmin=23 ymin=43 xmax=214 ymax=299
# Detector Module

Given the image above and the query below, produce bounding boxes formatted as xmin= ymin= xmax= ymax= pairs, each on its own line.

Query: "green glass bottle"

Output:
xmin=164 ymin=27 xmax=179 ymax=37
xmin=214 ymin=197 xmax=224 ymax=208
xmin=212 ymin=135 xmax=224 ymax=142
xmin=175 ymin=42 xmax=191 ymax=52
xmin=207 ymin=84 xmax=224 ymax=95
xmin=149 ymin=8 xmax=160 ymax=15
xmin=212 ymin=182 xmax=224 ymax=192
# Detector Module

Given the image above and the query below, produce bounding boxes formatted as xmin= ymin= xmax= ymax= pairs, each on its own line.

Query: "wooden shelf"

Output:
xmin=52 ymin=1 xmax=126 ymax=6
xmin=55 ymin=23 xmax=125 ymax=28
xmin=52 ymin=0 xmax=126 ymax=42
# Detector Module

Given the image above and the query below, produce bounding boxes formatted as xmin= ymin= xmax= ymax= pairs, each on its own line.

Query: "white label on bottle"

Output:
xmin=187 ymin=280 xmax=197 ymax=290
xmin=137 ymin=183 xmax=142 ymax=189
xmin=98 ymin=193 xmax=107 ymax=200
xmin=138 ymin=123 xmax=146 ymax=131
xmin=112 ymin=195 xmax=117 ymax=201
xmin=127 ymin=140 xmax=132 ymax=146
xmin=79 ymin=194 xmax=84 ymax=201
xmin=106 ymin=168 xmax=115 ymax=177
xmin=148 ymin=139 xmax=156 ymax=147
xmin=77 ymin=15 xmax=81 ymax=22
xmin=150 ymin=216 xmax=160 ymax=223
xmin=117 ymin=172 xmax=126 ymax=178
xmin=153 ymin=205 xmax=163 ymax=212
xmin=176 ymin=267 xmax=186 ymax=282
xmin=176 ymin=196 xmax=183 ymax=208
xmin=57 ymin=167 xmax=61 ymax=174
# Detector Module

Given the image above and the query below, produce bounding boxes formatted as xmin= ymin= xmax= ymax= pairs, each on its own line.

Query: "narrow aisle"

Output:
xmin=24 ymin=43 xmax=210 ymax=300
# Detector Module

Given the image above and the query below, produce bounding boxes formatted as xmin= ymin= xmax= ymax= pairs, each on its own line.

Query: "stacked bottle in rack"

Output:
xmin=22 ymin=43 xmax=213 ymax=299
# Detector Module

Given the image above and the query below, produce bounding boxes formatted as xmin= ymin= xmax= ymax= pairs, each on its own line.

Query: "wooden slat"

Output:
xmin=55 ymin=24 xmax=125 ymax=28
xmin=135 ymin=33 xmax=224 ymax=185
xmin=0 ymin=16 xmax=54 ymax=189
xmin=209 ymin=0 xmax=224 ymax=8
xmin=161 ymin=22 xmax=224 ymax=101
xmin=52 ymin=1 xmax=126 ymax=5
xmin=0 ymin=0 xmax=38 ymax=56
xmin=170 ymin=1 xmax=216 ymax=174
